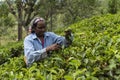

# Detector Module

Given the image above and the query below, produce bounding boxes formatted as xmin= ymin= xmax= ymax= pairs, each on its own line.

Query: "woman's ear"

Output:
xmin=31 ymin=28 xmax=35 ymax=33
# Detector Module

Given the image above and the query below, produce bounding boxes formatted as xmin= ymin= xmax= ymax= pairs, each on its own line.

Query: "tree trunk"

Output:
xmin=18 ymin=22 xmax=22 ymax=41
xmin=50 ymin=5 xmax=53 ymax=31
xmin=17 ymin=7 xmax=22 ymax=41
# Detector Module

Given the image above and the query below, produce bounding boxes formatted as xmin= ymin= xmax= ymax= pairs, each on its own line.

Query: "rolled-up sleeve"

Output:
xmin=50 ymin=32 xmax=65 ymax=46
xmin=24 ymin=38 xmax=46 ymax=67
xmin=51 ymin=32 xmax=74 ymax=48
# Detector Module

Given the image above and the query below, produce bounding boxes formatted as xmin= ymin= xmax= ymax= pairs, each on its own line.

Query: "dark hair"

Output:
xmin=31 ymin=17 xmax=45 ymax=33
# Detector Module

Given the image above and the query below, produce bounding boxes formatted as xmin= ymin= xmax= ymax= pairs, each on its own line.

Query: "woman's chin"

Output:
xmin=38 ymin=34 xmax=44 ymax=37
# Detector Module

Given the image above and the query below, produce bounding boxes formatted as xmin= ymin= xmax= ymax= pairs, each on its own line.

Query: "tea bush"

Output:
xmin=1 ymin=13 xmax=120 ymax=80
xmin=0 ymin=41 xmax=23 ymax=65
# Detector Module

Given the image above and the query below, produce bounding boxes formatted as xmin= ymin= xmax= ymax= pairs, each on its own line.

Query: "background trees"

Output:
xmin=0 ymin=1 xmax=15 ymax=45
xmin=60 ymin=0 xmax=100 ymax=26
xmin=5 ymin=0 xmax=65 ymax=40
xmin=0 ymin=0 xmax=120 ymax=45
xmin=108 ymin=0 xmax=118 ymax=14
xmin=6 ymin=0 xmax=42 ymax=40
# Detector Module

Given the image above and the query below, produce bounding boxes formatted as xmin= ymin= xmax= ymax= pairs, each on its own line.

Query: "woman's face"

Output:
xmin=35 ymin=21 xmax=46 ymax=37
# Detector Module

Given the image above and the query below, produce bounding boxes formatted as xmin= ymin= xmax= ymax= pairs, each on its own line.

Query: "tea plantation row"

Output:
xmin=1 ymin=14 xmax=120 ymax=80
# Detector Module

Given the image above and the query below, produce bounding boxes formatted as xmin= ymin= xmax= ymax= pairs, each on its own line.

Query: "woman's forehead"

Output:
xmin=37 ymin=21 xmax=46 ymax=26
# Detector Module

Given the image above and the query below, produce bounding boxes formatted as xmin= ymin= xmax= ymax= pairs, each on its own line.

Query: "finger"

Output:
xmin=55 ymin=46 xmax=61 ymax=50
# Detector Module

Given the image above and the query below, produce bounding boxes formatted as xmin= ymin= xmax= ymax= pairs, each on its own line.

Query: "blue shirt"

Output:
xmin=24 ymin=32 xmax=65 ymax=67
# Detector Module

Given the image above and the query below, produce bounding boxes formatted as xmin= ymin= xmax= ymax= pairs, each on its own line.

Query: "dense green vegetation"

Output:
xmin=1 ymin=13 xmax=120 ymax=79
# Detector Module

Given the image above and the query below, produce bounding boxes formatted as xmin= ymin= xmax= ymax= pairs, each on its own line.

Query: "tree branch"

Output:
xmin=6 ymin=0 xmax=17 ymax=19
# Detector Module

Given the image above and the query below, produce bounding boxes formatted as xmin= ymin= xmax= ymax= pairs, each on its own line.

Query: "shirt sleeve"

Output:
xmin=51 ymin=32 xmax=74 ymax=48
xmin=51 ymin=32 xmax=65 ymax=46
xmin=53 ymin=33 xmax=74 ymax=48
xmin=50 ymin=32 xmax=74 ymax=48
xmin=24 ymin=38 xmax=47 ymax=67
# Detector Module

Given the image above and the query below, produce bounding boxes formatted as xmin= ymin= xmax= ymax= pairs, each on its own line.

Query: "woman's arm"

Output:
xmin=24 ymin=38 xmax=47 ymax=67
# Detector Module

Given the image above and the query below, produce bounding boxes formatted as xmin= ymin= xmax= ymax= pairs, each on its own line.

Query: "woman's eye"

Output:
xmin=37 ymin=26 xmax=45 ymax=29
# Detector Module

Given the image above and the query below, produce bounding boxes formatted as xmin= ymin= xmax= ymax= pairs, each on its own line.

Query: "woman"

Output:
xmin=24 ymin=17 xmax=73 ymax=67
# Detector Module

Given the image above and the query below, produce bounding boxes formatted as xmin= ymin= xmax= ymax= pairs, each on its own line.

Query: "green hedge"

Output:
xmin=1 ymin=13 xmax=120 ymax=79
xmin=0 ymin=41 xmax=23 ymax=65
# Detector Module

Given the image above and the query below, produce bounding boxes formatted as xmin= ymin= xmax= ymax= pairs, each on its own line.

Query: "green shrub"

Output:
xmin=1 ymin=13 xmax=120 ymax=79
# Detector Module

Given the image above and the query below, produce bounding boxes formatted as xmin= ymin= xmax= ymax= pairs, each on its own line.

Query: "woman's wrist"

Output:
xmin=46 ymin=47 xmax=50 ymax=52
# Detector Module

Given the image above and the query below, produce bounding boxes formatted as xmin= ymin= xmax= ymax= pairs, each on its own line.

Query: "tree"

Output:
xmin=0 ymin=2 xmax=15 ymax=45
xmin=5 ymin=0 xmax=43 ymax=41
xmin=59 ymin=0 xmax=100 ymax=26
xmin=37 ymin=0 xmax=66 ymax=31
xmin=108 ymin=0 xmax=118 ymax=14
xmin=4 ymin=0 xmax=102 ymax=41
xmin=5 ymin=0 xmax=65 ymax=40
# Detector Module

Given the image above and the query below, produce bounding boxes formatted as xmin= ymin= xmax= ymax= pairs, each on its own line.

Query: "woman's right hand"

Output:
xmin=46 ymin=43 xmax=61 ymax=52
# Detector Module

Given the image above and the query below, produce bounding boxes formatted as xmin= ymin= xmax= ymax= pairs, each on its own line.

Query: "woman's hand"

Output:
xmin=46 ymin=43 xmax=61 ymax=52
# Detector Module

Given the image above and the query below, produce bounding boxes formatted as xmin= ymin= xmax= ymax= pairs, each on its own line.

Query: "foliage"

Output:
xmin=0 ymin=41 xmax=23 ymax=65
xmin=61 ymin=0 xmax=100 ymax=26
xmin=0 ymin=2 xmax=15 ymax=35
xmin=4 ymin=0 xmax=66 ymax=40
xmin=1 ymin=0 xmax=120 ymax=42
xmin=108 ymin=0 xmax=118 ymax=14
xmin=1 ymin=13 xmax=120 ymax=79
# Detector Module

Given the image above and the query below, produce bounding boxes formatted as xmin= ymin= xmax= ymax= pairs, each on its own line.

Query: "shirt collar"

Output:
xmin=32 ymin=32 xmax=50 ymax=40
